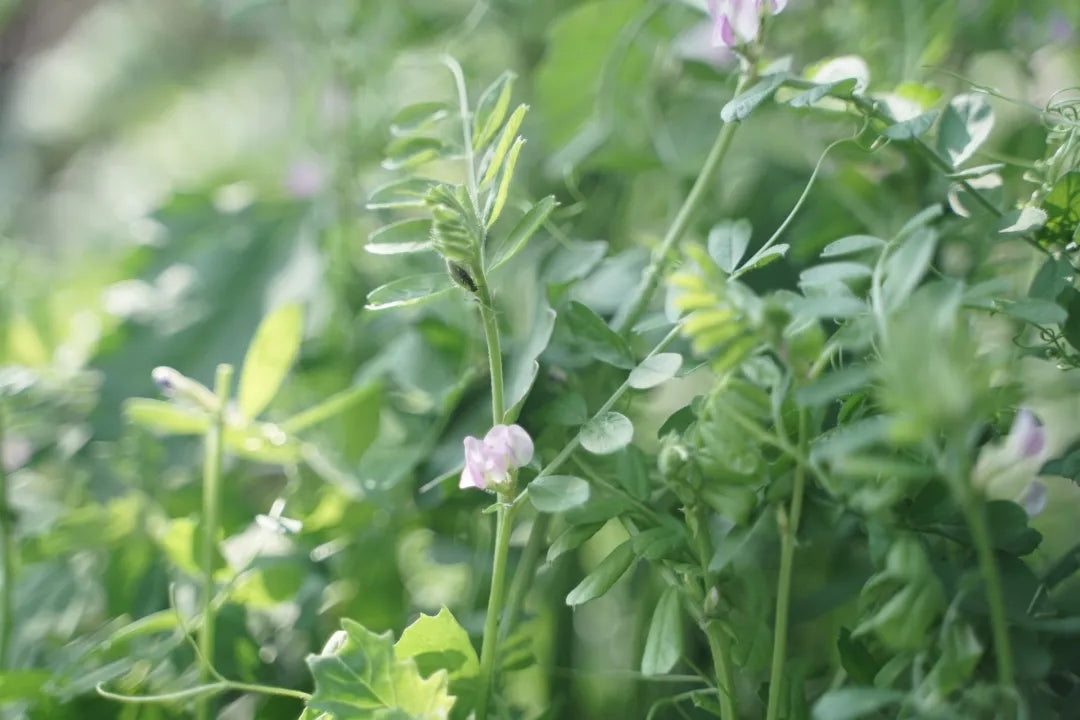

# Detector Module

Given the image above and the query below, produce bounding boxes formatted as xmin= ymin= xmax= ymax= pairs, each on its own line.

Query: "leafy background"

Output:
xmin=1 ymin=0 xmax=1079 ymax=718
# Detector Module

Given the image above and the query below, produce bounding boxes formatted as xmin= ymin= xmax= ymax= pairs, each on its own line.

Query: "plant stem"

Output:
xmin=476 ymin=495 xmax=513 ymax=720
xmin=477 ymin=282 xmax=505 ymax=424
xmin=704 ymin=621 xmax=738 ymax=720
xmin=197 ymin=364 xmax=233 ymax=720
xmin=0 ymin=404 xmax=13 ymax=670
xmin=613 ymin=78 xmax=747 ymax=334
xmin=962 ymin=496 xmax=1016 ymax=688
xmin=765 ymin=410 xmax=808 ymax=720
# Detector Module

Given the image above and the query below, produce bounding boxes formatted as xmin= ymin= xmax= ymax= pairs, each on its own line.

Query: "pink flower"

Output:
xmin=707 ymin=0 xmax=786 ymax=48
xmin=1006 ymin=408 xmax=1046 ymax=460
xmin=460 ymin=424 xmax=534 ymax=491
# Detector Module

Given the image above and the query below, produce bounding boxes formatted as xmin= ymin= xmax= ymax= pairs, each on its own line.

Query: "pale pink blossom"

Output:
xmin=707 ymin=0 xmax=786 ymax=48
xmin=1006 ymin=408 xmax=1046 ymax=460
xmin=460 ymin=424 xmax=534 ymax=491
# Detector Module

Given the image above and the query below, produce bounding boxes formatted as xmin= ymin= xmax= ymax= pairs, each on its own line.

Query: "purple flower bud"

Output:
xmin=1006 ymin=408 xmax=1046 ymax=460
xmin=707 ymin=0 xmax=784 ymax=48
xmin=460 ymin=424 xmax=534 ymax=491
xmin=1018 ymin=479 xmax=1047 ymax=519
xmin=152 ymin=366 xmax=181 ymax=395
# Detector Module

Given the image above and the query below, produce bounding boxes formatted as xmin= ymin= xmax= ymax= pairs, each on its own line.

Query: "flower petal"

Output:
xmin=1007 ymin=408 xmax=1046 ymax=460
xmin=460 ymin=462 xmax=486 ymax=489
xmin=1019 ymin=480 xmax=1047 ymax=518
xmin=730 ymin=0 xmax=760 ymax=42
xmin=505 ymin=424 xmax=534 ymax=467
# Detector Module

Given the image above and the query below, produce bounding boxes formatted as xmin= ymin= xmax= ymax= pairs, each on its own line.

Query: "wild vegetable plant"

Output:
xmin=3 ymin=2 xmax=1080 ymax=720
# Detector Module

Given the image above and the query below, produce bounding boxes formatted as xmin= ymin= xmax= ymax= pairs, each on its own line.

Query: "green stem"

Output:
xmin=477 ymin=282 xmax=505 ymax=424
xmin=197 ymin=364 xmax=233 ymax=720
xmin=962 ymin=496 xmax=1016 ymax=688
xmin=476 ymin=495 xmax=513 ymax=720
xmin=97 ymin=679 xmax=310 ymax=705
xmin=0 ymin=404 xmax=13 ymax=670
xmin=765 ymin=410 xmax=808 ymax=720
xmin=613 ymin=77 xmax=748 ymax=334
xmin=704 ymin=621 xmax=739 ymax=720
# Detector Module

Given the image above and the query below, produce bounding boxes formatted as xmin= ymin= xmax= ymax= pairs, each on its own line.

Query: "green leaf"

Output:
xmin=367 ymin=178 xmax=439 ymax=210
xmin=788 ymin=295 xmax=867 ymax=319
xmin=472 ymin=71 xmax=516 ymax=150
xmin=707 ymin=219 xmax=753 ymax=274
xmin=836 ymin=630 xmax=879 ymax=686
xmin=365 ymin=274 xmax=456 ymax=311
xmin=1037 ymin=172 xmax=1080 ymax=246
xmin=281 ymin=382 xmax=382 ymax=435
xmin=306 ymin=619 xmax=455 ymax=720
xmin=812 ymin=688 xmax=904 ymax=720
xmin=390 ymin=102 xmax=450 ymax=137
xmin=1028 ymin=256 xmax=1072 ymax=300
xmin=937 ymin=94 xmax=994 ymax=168
xmin=628 ymin=353 xmax=683 ymax=389
xmin=547 ymin=523 xmax=603 ymax=562
xmin=710 ymin=512 xmax=773 ymax=573
xmin=124 ymin=398 xmax=208 ymax=435
xmin=580 ymin=411 xmax=633 ymax=455
xmin=881 ymin=110 xmax=939 ymax=140
xmin=720 ymin=73 xmax=789 ymax=123
xmin=565 ymin=540 xmax=635 ymax=606
xmin=488 ymin=195 xmax=558 ymax=273
xmin=365 ymin=219 xmax=434 ymax=255
xmin=641 ymin=587 xmax=683 ymax=676
xmin=506 ymin=303 xmax=557 ymax=418
xmin=395 ymin=607 xmax=479 ymax=682
xmin=485 ymin=136 xmax=525 ymax=228
xmin=882 ymin=227 xmax=937 ymax=310
xmin=528 ymin=475 xmax=590 ymax=513
xmin=999 ymin=206 xmax=1048 ymax=235
xmin=738 ymin=244 xmax=790 ymax=274
xmin=383 ymin=136 xmax=450 ymax=170
xmin=238 ymin=303 xmax=303 ymax=420
xmin=800 ymin=262 xmax=872 ymax=287
xmin=480 ymin=104 xmax=528 ymax=189
xmin=788 ymin=78 xmax=858 ymax=108
xmin=811 ymin=415 xmax=892 ymax=462
xmin=794 ymin=366 xmax=873 ymax=407
xmin=0 ymin=671 xmax=50 ymax=702
xmin=1001 ymin=299 xmax=1067 ymax=326
xmin=631 ymin=524 xmax=686 ymax=560
xmin=565 ymin=301 xmax=635 ymax=368
xmin=225 ymin=423 xmax=303 ymax=464
xmin=821 ymin=234 xmax=885 ymax=257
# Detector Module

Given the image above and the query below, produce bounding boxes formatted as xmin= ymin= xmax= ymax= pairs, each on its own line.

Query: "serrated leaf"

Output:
xmin=580 ymin=411 xmax=633 ymax=455
xmin=999 ymin=206 xmax=1048 ymax=235
xmin=124 ymin=398 xmax=208 ymax=435
xmin=390 ymin=102 xmax=450 ymax=137
xmin=565 ymin=540 xmax=635 ymax=606
xmin=821 ymin=235 xmax=885 ymax=257
xmin=707 ymin=219 xmax=753 ymax=273
xmin=473 ymin=71 xmax=516 ymax=150
xmin=937 ymin=94 xmax=994 ymax=168
xmin=366 ymin=178 xmax=439 ymax=210
xmin=720 ymin=73 xmax=788 ymax=123
xmin=812 ymin=688 xmax=904 ymax=720
xmin=365 ymin=274 xmax=455 ymax=311
xmin=394 ymin=607 xmax=479 ymax=682
xmin=383 ymin=136 xmax=450 ymax=170
xmin=306 ymin=619 xmax=455 ymax=720
xmin=238 ymin=303 xmax=303 ymax=420
xmin=641 ymin=587 xmax=683 ymax=676
xmin=628 ymin=353 xmax=683 ymax=389
xmin=480 ymin=104 xmax=528 ymax=189
xmin=365 ymin=219 xmax=434 ymax=255
xmin=488 ymin=196 xmax=557 ymax=273
xmin=528 ymin=475 xmax=590 ymax=513
xmin=881 ymin=110 xmax=939 ymax=140
xmin=738 ymin=244 xmax=789 ymax=273
xmin=485 ymin=136 xmax=525 ymax=228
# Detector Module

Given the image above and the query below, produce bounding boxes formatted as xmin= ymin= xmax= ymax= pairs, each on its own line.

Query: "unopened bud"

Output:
xmin=151 ymin=366 xmax=219 ymax=411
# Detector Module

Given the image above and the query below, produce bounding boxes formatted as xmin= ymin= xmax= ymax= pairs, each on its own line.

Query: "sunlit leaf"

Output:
xmin=937 ymin=94 xmax=994 ymax=168
xmin=390 ymin=102 xmax=451 ymax=137
xmin=881 ymin=110 xmax=939 ymax=140
xmin=628 ymin=353 xmax=683 ymax=389
xmin=383 ymin=136 xmax=451 ymax=170
xmin=366 ymin=178 xmax=439 ymax=210
xmin=488 ymin=195 xmax=558 ymax=272
xmin=365 ymin=219 xmax=434 ymax=255
xmin=472 ymin=71 xmax=516 ymax=150
xmin=365 ymin=274 xmax=456 ymax=311
xmin=395 ymin=607 xmax=479 ymax=682
xmin=821 ymin=235 xmax=885 ymax=257
xmin=238 ymin=303 xmax=303 ymax=420
xmin=124 ymin=398 xmax=208 ymax=435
